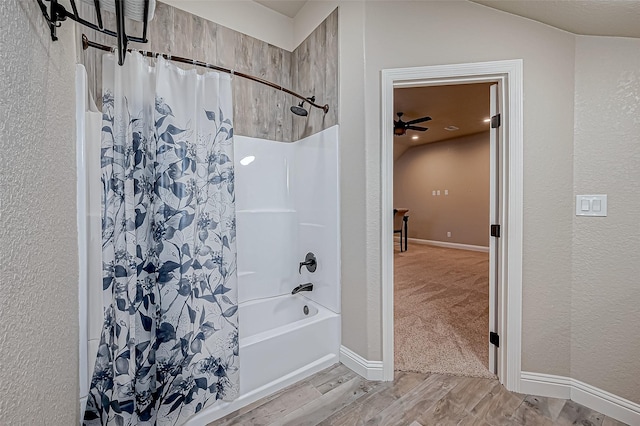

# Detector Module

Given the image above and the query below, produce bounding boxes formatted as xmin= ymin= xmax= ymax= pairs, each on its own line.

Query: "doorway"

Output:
xmin=393 ymin=82 xmax=494 ymax=379
xmin=380 ymin=60 xmax=524 ymax=392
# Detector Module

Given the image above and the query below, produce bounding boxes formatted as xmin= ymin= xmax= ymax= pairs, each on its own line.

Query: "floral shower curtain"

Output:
xmin=84 ymin=52 xmax=238 ymax=426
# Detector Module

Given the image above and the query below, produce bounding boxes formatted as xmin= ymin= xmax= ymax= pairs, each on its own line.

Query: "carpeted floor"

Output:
xmin=394 ymin=242 xmax=495 ymax=379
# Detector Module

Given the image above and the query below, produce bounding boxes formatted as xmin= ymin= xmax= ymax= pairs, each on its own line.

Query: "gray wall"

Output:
xmin=572 ymin=35 xmax=640 ymax=403
xmin=78 ymin=2 xmax=338 ymax=142
xmin=394 ymin=133 xmax=490 ymax=247
xmin=0 ymin=1 xmax=79 ymax=423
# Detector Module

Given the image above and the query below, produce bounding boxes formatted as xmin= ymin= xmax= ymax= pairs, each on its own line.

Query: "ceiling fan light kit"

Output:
xmin=394 ymin=112 xmax=432 ymax=136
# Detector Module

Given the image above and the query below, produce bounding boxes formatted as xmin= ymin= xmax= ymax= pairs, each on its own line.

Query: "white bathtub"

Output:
xmin=185 ymin=294 xmax=340 ymax=425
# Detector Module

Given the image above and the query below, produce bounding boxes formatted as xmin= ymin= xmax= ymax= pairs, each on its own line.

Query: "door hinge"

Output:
xmin=491 ymin=113 xmax=501 ymax=128
xmin=490 ymin=332 xmax=500 ymax=347
xmin=490 ymin=224 xmax=501 ymax=238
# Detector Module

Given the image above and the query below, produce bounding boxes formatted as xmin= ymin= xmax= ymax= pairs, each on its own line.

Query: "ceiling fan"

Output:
xmin=394 ymin=112 xmax=432 ymax=136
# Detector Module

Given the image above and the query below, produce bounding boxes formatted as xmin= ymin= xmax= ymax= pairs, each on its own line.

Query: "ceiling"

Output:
xmin=394 ymin=83 xmax=491 ymax=159
xmin=254 ymin=0 xmax=308 ymax=18
xmin=470 ymin=0 xmax=640 ymax=39
xmin=255 ymin=0 xmax=640 ymax=38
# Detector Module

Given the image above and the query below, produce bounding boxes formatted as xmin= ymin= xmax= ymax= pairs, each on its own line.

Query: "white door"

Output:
xmin=488 ymin=83 xmax=501 ymax=375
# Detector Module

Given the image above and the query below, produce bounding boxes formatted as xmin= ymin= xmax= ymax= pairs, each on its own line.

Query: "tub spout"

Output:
xmin=292 ymin=283 xmax=313 ymax=294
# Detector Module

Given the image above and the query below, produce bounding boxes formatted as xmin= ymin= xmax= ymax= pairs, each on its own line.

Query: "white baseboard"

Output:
xmin=399 ymin=237 xmax=489 ymax=253
xmin=521 ymin=372 xmax=640 ymax=425
xmin=339 ymin=345 xmax=384 ymax=381
xmin=520 ymin=372 xmax=572 ymax=399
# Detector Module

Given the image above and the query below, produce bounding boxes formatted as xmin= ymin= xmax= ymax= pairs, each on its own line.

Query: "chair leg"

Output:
xmin=404 ymin=218 xmax=408 ymax=251
xmin=400 ymin=230 xmax=403 ymax=252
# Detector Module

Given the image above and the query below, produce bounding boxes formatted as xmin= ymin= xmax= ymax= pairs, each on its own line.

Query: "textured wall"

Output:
xmin=335 ymin=1 xmax=370 ymax=359
xmin=572 ymin=36 xmax=640 ymax=404
xmin=394 ymin=133 xmax=490 ymax=247
xmin=78 ymin=2 xmax=338 ymax=142
xmin=357 ymin=1 xmax=576 ymax=369
xmin=0 ymin=1 xmax=79 ymax=424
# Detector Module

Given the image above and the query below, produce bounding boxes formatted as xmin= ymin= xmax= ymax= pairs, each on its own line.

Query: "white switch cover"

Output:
xmin=576 ymin=195 xmax=607 ymax=217
xmin=432 ymin=190 xmax=436 ymax=196
xmin=436 ymin=190 xmax=441 ymax=196
xmin=444 ymin=190 xmax=449 ymax=195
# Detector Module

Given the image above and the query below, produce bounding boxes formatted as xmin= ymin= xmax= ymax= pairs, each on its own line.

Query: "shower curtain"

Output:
xmin=84 ymin=52 xmax=238 ymax=426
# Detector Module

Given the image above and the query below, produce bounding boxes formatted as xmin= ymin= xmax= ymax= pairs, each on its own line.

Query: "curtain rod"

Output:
xmin=81 ymin=34 xmax=330 ymax=114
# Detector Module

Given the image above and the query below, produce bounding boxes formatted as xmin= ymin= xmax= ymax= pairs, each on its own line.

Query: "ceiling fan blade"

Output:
xmin=406 ymin=116 xmax=432 ymax=125
xmin=406 ymin=126 xmax=428 ymax=132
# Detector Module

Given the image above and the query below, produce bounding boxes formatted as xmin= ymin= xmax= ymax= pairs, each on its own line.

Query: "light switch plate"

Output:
xmin=576 ymin=195 xmax=607 ymax=217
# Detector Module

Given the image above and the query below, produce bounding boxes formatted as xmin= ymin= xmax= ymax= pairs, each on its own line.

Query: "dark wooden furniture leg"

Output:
xmin=403 ymin=215 xmax=408 ymax=251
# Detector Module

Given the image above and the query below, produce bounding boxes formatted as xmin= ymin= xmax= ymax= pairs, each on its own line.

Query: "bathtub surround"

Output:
xmin=83 ymin=52 xmax=238 ymax=424
xmin=76 ymin=65 xmax=103 ymax=416
xmin=74 ymin=5 xmax=339 ymax=422
xmin=77 ymin=2 xmax=338 ymax=143
xmin=234 ymin=126 xmax=341 ymax=313
xmin=0 ymin=1 xmax=79 ymax=424
xmin=185 ymin=126 xmax=341 ymax=424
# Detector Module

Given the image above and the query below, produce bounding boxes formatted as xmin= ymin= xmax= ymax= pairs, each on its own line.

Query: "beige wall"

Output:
xmin=572 ymin=36 xmax=640 ymax=403
xmin=394 ymin=133 xmax=490 ymax=247
xmin=3 ymin=3 xmax=638 ymax=421
xmin=0 ymin=1 xmax=79 ymax=423
xmin=337 ymin=1 xmax=371 ymax=359
xmin=358 ymin=1 xmax=576 ymax=374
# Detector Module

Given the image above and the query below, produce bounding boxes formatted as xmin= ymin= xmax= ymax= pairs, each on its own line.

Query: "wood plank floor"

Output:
xmin=211 ymin=363 xmax=628 ymax=426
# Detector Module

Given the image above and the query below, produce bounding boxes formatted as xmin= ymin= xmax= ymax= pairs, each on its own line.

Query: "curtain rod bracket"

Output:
xmin=38 ymin=0 xmax=151 ymax=66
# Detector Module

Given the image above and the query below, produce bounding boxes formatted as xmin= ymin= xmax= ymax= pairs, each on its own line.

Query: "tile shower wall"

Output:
xmin=292 ymin=9 xmax=339 ymax=141
xmin=77 ymin=3 xmax=338 ymax=142
xmin=234 ymin=125 xmax=340 ymax=313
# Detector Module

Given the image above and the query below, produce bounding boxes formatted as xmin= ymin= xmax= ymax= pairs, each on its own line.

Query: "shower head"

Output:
xmin=291 ymin=102 xmax=308 ymax=117
xmin=291 ymin=96 xmax=316 ymax=117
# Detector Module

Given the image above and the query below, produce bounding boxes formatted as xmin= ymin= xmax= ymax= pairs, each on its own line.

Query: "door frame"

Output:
xmin=380 ymin=60 xmax=523 ymax=392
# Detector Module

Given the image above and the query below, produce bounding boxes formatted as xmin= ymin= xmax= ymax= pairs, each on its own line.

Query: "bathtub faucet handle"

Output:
xmin=299 ymin=252 xmax=317 ymax=274
xmin=292 ymin=283 xmax=314 ymax=294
